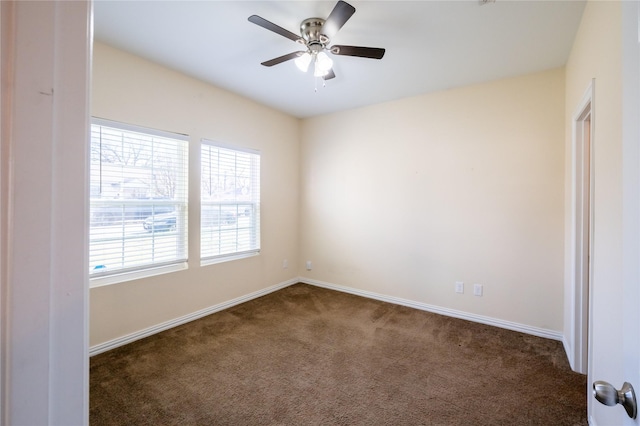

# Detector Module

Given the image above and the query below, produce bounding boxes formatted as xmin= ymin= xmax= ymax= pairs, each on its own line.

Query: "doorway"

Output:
xmin=570 ymin=81 xmax=594 ymax=374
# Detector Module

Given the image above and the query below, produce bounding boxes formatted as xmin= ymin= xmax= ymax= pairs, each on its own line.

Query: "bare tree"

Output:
xmin=153 ymin=155 xmax=177 ymax=199
xmin=92 ymin=129 xmax=180 ymax=199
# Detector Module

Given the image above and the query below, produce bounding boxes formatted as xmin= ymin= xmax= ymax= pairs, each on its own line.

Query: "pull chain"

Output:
xmin=314 ymin=76 xmax=327 ymax=93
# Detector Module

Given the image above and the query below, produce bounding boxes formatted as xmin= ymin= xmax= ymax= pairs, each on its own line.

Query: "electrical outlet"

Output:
xmin=306 ymin=260 xmax=312 ymax=271
xmin=474 ymin=284 xmax=483 ymax=297
xmin=283 ymin=259 xmax=288 ymax=269
xmin=455 ymin=281 xmax=464 ymax=294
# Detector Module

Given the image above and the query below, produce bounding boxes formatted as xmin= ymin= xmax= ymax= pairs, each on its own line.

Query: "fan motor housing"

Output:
xmin=300 ymin=18 xmax=328 ymax=46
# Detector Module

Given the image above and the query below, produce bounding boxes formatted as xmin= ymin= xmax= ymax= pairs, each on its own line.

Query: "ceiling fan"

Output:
xmin=248 ymin=0 xmax=385 ymax=81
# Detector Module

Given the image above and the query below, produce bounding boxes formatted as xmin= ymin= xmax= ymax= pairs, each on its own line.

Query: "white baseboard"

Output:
xmin=300 ymin=277 xmax=564 ymax=342
xmin=91 ymin=276 xmax=564 ymax=357
xmin=89 ymin=277 xmax=299 ymax=356
xmin=563 ymin=336 xmax=573 ymax=366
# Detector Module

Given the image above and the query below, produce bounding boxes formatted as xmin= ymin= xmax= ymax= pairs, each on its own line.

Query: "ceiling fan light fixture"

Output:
xmin=313 ymin=61 xmax=329 ymax=77
xmin=315 ymin=51 xmax=333 ymax=71
xmin=295 ymin=52 xmax=312 ymax=72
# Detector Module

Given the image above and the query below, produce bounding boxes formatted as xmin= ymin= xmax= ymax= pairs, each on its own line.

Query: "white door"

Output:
xmin=589 ymin=3 xmax=640 ymax=425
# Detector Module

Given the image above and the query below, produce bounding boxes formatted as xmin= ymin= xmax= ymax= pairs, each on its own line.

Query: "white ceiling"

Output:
xmin=93 ymin=0 xmax=586 ymax=119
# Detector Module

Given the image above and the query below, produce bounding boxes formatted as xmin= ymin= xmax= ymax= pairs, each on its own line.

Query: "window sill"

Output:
xmin=89 ymin=262 xmax=188 ymax=288
xmin=201 ymin=251 xmax=259 ymax=267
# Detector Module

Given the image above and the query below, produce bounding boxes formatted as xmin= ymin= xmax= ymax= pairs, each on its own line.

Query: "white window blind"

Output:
xmin=90 ymin=119 xmax=188 ymax=278
xmin=201 ymin=141 xmax=260 ymax=262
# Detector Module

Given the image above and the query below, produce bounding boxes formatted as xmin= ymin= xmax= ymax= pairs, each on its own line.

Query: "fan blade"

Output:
xmin=323 ymin=69 xmax=336 ymax=80
xmin=261 ymin=51 xmax=304 ymax=67
xmin=331 ymin=45 xmax=385 ymax=59
xmin=322 ymin=1 xmax=356 ymax=38
xmin=248 ymin=15 xmax=301 ymax=43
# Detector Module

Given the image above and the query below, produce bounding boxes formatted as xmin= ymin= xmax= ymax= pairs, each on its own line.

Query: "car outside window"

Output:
xmin=201 ymin=140 xmax=260 ymax=263
xmin=90 ymin=119 xmax=188 ymax=281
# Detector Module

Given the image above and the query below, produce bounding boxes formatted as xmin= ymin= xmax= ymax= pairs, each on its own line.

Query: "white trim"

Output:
xmin=89 ymin=278 xmax=298 ymax=356
xmin=563 ymin=335 xmax=572 ymax=364
xmin=200 ymin=250 xmax=259 ymax=267
xmin=90 ymin=262 xmax=188 ymax=288
xmin=301 ymin=278 xmax=564 ymax=341
xmin=92 ymin=116 xmax=189 ymax=141
xmin=201 ymin=138 xmax=261 ymax=156
xmin=567 ymin=80 xmax=595 ymax=374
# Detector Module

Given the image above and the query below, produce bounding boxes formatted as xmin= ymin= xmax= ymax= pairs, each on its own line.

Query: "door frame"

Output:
xmin=568 ymin=81 xmax=595 ymax=374
xmin=0 ymin=1 xmax=90 ymax=424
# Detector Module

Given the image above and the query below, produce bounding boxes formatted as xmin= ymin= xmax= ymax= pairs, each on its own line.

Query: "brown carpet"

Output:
xmin=90 ymin=283 xmax=587 ymax=425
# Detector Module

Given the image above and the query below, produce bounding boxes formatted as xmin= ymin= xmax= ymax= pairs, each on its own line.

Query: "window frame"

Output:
xmin=89 ymin=118 xmax=189 ymax=286
xmin=200 ymin=139 xmax=261 ymax=266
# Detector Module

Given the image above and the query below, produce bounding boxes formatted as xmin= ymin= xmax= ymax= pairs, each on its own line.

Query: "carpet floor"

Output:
xmin=90 ymin=283 xmax=587 ymax=425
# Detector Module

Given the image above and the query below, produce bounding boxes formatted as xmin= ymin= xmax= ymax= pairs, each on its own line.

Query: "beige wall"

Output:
xmin=300 ymin=68 xmax=566 ymax=332
xmin=90 ymin=43 xmax=300 ymax=346
xmin=92 ymin=41 xmax=574 ymax=347
xmin=563 ymin=2 xmax=622 ymax=423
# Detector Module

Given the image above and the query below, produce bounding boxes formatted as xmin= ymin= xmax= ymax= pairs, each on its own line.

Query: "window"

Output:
xmin=201 ymin=141 xmax=260 ymax=263
xmin=90 ymin=119 xmax=188 ymax=280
